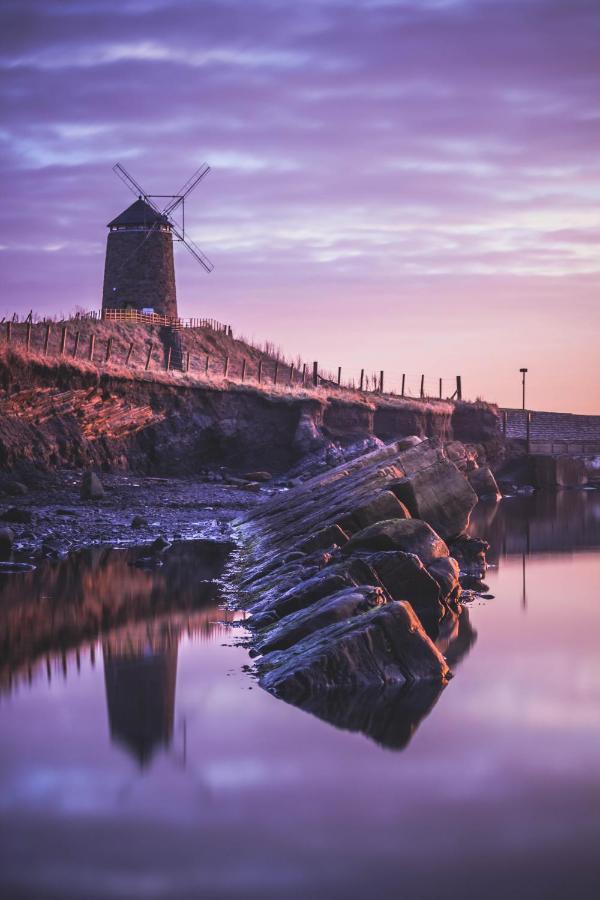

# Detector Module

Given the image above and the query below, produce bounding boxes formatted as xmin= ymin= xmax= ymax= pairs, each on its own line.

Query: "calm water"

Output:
xmin=1 ymin=495 xmax=599 ymax=899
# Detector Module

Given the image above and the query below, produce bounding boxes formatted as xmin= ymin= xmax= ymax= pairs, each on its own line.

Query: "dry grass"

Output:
xmin=0 ymin=341 xmax=480 ymax=418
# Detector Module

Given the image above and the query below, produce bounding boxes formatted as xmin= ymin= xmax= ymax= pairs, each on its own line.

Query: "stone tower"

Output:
xmin=102 ymin=197 xmax=177 ymax=318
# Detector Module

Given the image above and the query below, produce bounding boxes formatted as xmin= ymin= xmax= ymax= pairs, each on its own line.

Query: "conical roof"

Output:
xmin=107 ymin=197 xmax=168 ymax=228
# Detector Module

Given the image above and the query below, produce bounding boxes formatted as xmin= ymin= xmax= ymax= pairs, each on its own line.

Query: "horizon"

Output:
xmin=1 ymin=0 xmax=599 ymax=413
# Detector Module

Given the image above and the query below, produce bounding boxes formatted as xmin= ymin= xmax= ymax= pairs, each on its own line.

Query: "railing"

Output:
xmin=101 ymin=308 xmax=230 ymax=333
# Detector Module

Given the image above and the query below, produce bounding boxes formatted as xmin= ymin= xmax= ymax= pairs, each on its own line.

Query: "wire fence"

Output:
xmin=0 ymin=316 xmax=463 ymax=401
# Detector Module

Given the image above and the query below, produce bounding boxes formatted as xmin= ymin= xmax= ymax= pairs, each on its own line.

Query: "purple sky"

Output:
xmin=1 ymin=0 xmax=599 ymax=411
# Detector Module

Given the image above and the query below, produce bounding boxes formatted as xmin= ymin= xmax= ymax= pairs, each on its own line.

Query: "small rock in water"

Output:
xmin=131 ymin=515 xmax=148 ymax=529
xmin=80 ymin=472 xmax=105 ymax=501
xmin=244 ymin=471 xmax=272 ymax=483
xmin=150 ymin=536 xmax=171 ymax=554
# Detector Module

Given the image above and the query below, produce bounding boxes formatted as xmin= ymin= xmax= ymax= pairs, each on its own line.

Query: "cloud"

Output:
xmin=0 ymin=0 xmax=599 ymax=410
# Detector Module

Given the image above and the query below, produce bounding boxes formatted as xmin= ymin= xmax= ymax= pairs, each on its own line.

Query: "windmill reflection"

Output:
xmin=103 ymin=621 xmax=180 ymax=767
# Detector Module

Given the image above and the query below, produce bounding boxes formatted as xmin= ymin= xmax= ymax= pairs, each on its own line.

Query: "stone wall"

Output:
xmin=501 ymin=408 xmax=600 ymax=455
xmin=102 ymin=228 xmax=177 ymax=318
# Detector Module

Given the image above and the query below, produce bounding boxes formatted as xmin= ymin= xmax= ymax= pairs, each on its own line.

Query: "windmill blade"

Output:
xmin=113 ymin=163 xmax=163 ymax=215
xmin=162 ymin=163 xmax=211 ymax=217
xmin=170 ymin=221 xmax=214 ymax=273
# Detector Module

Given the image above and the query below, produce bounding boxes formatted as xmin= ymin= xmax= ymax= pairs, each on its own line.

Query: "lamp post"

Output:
xmin=519 ymin=368 xmax=528 ymax=410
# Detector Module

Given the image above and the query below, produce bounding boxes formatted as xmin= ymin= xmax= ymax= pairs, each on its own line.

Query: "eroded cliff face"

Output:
xmin=0 ymin=350 xmax=500 ymax=475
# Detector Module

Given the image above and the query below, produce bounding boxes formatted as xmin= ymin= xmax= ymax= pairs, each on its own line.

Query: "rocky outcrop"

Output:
xmin=80 ymin=471 xmax=105 ymax=500
xmin=391 ymin=457 xmax=478 ymax=539
xmin=234 ymin=437 xmax=486 ymax=738
xmin=342 ymin=518 xmax=448 ymax=565
xmin=467 ymin=465 xmax=502 ymax=501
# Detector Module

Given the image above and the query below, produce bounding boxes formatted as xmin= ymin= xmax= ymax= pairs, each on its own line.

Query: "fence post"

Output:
xmin=273 ymin=361 xmax=279 ymax=384
xmin=401 ymin=373 xmax=405 ymax=397
xmin=302 ymin=363 xmax=306 ymax=386
xmin=166 ymin=347 xmax=171 ymax=370
xmin=126 ymin=342 xmax=134 ymax=365
xmin=503 ymin=410 xmax=507 ymax=437
xmin=205 ymin=353 xmax=210 ymax=374
xmin=105 ymin=337 xmax=112 ymax=363
xmin=337 ymin=366 xmax=342 ymax=387
xmin=359 ymin=369 xmax=364 ymax=391
xmin=88 ymin=334 xmax=95 ymax=361
xmin=59 ymin=326 xmax=67 ymax=356
xmin=145 ymin=342 xmax=153 ymax=371
xmin=456 ymin=375 xmax=462 ymax=401
xmin=241 ymin=359 xmax=246 ymax=382
xmin=526 ymin=410 xmax=532 ymax=453
xmin=439 ymin=377 xmax=442 ymax=399
xmin=224 ymin=355 xmax=229 ymax=377
xmin=185 ymin=351 xmax=190 ymax=373
xmin=379 ymin=370 xmax=384 ymax=393
xmin=73 ymin=331 xmax=80 ymax=358
xmin=258 ymin=359 xmax=263 ymax=383
xmin=44 ymin=324 xmax=51 ymax=356
xmin=312 ymin=361 xmax=318 ymax=387
xmin=420 ymin=374 xmax=425 ymax=399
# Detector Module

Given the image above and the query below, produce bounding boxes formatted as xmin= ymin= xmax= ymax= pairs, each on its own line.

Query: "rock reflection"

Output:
xmin=296 ymin=680 xmax=446 ymax=750
xmin=282 ymin=606 xmax=475 ymax=750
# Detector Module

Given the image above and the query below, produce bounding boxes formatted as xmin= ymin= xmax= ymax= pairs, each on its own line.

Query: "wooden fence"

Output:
xmin=0 ymin=318 xmax=463 ymax=401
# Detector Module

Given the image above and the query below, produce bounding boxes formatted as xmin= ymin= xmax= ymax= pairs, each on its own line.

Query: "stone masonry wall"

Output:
xmin=102 ymin=229 xmax=177 ymax=318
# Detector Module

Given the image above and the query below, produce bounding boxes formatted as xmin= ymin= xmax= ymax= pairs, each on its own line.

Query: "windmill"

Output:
xmin=101 ymin=162 xmax=214 ymax=320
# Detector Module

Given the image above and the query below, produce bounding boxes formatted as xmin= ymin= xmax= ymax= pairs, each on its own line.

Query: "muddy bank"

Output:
xmin=0 ymin=347 xmax=500 ymax=476
xmin=0 ymin=471 xmax=262 ymax=559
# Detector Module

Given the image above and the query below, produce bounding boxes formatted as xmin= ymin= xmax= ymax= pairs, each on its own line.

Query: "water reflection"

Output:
xmin=469 ymin=488 xmax=600 ymax=561
xmin=0 ymin=540 xmax=233 ymax=696
xmin=103 ymin=622 xmax=180 ymax=767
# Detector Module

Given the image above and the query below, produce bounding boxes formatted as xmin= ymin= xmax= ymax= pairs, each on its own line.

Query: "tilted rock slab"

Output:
xmin=234 ymin=437 xmax=477 ymax=700
xmin=258 ymin=602 xmax=450 ymax=702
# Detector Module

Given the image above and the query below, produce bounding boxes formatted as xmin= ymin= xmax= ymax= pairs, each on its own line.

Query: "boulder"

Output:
xmin=0 ymin=526 xmax=15 ymax=559
xmin=342 ymin=518 xmax=448 ymax=566
xmin=445 ymin=441 xmax=467 ymax=470
xmin=467 ymin=466 xmax=502 ymax=501
xmin=255 ymin=586 xmax=387 ymax=655
xmin=338 ymin=490 xmax=411 ymax=535
xmin=0 ymin=507 xmax=32 ymax=524
xmin=427 ymin=556 xmax=461 ymax=602
xmin=449 ymin=535 xmax=488 ymax=579
xmin=80 ymin=472 xmax=105 ymax=501
xmin=150 ymin=536 xmax=171 ymax=555
xmin=299 ymin=523 xmax=349 ymax=554
xmin=391 ymin=458 xmax=478 ymax=539
xmin=131 ymin=515 xmax=148 ymax=529
xmin=363 ymin=550 xmax=442 ymax=616
xmin=244 ymin=471 xmax=272 ymax=482
xmin=531 ymin=455 xmax=587 ymax=488
xmin=258 ymin=601 xmax=450 ymax=701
